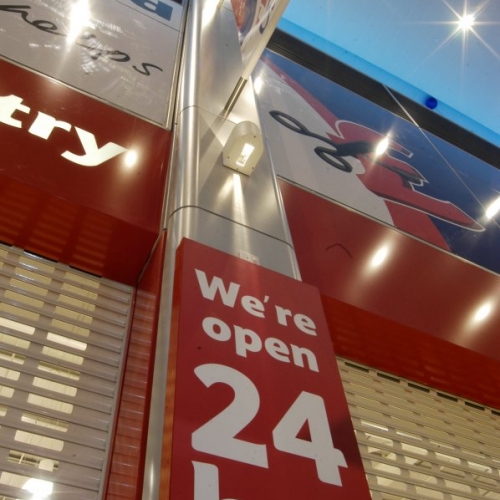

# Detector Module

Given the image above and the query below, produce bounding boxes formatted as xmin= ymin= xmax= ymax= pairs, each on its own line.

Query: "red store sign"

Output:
xmin=0 ymin=58 xmax=171 ymax=283
xmin=162 ymin=238 xmax=371 ymax=499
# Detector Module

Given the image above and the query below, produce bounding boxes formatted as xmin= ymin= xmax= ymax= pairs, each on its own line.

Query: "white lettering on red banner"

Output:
xmin=0 ymin=94 xmax=128 ymax=166
xmin=165 ymin=239 xmax=372 ymax=500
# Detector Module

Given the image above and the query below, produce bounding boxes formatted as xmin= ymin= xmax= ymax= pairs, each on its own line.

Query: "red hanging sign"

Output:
xmin=163 ymin=238 xmax=371 ymax=500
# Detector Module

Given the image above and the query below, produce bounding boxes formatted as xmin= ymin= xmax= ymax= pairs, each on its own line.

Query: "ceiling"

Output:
xmin=279 ymin=0 xmax=500 ymax=147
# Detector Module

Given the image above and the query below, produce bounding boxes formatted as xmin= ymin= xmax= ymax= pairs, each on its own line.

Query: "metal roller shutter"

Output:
xmin=0 ymin=244 xmax=133 ymax=500
xmin=338 ymin=358 xmax=500 ymax=500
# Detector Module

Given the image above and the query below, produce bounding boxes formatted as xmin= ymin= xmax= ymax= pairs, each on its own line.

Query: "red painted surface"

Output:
xmin=162 ymin=238 xmax=371 ymax=500
xmin=0 ymin=58 xmax=171 ymax=284
xmin=105 ymin=232 xmax=167 ymax=500
xmin=324 ymin=297 xmax=500 ymax=408
xmin=279 ymin=180 xmax=500 ymax=408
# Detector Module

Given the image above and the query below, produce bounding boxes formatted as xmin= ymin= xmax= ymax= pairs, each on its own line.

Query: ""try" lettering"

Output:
xmin=0 ymin=94 xmax=129 ymax=167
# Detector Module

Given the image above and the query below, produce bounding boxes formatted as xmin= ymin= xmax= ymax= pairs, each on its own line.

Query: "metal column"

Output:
xmin=142 ymin=1 xmax=298 ymax=498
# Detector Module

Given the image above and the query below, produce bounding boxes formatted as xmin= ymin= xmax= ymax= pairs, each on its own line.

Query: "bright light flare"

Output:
xmin=370 ymin=245 xmax=390 ymax=268
xmin=457 ymin=13 xmax=475 ymax=31
xmin=67 ymin=0 xmax=91 ymax=43
xmin=22 ymin=478 xmax=54 ymax=499
xmin=124 ymin=150 xmax=138 ymax=168
xmin=375 ymin=136 xmax=390 ymax=156
xmin=485 ymin=196 xmax=500 ymax=219
xmin=420 ymin=2 xmax=499 ymax=75
xmin=253 ymin=76 xmax=263 ymax=95
xmin=473 ymin=302 xmax=492 ymax=323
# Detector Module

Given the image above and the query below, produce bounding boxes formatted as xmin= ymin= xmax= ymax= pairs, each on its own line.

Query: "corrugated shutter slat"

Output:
xmin=0 ymin=244 xmax=133 ymax=500
xmin=339 ymin=359 xmax=500 ymax=500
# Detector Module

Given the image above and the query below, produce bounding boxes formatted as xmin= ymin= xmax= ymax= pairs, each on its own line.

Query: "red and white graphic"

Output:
xmin=257 ymin=55 xmax=483 ymax=250
xmin=162 ymin=238 xmax=371 ymax=500
xmin=231 ymin=0 xmax=289 ymax=76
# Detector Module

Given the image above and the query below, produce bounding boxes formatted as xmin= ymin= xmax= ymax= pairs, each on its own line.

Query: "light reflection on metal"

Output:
xmin=232 ymin=172 xmax=251 ymax=247
xmin=202 ymin=0 xmax=223 ymax=28
xmin=218 ymin=174 xmax=236 ymax=200
xmin=233 ymin=172 xmax=244 ymax=208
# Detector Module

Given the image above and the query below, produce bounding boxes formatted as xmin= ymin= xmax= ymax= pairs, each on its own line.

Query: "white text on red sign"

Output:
xmin=0 ymin=94 xmax=129 ymax=167
xmin=187 ymin=268 xmax=349 ymax=499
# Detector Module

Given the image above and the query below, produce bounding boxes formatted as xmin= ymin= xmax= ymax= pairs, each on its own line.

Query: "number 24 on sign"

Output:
xmin=191 ymin=363 xmax=348 ymax=499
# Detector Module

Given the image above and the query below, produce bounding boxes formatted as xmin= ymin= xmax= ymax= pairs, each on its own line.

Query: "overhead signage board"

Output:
xmin=116 ymin=0 xmax=184 ymax=30
xmin=0 ymin=57 xmax=171 ymax=282
xmin=254 ymin=50 xmax=500 ymax=275
xmin=0 ymin=0 xmax=185 ymax=126
xmin=162 ymin=238 xmax=371 ymax=500
xmin=229 ymin=0 xmax=289 ymax=78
